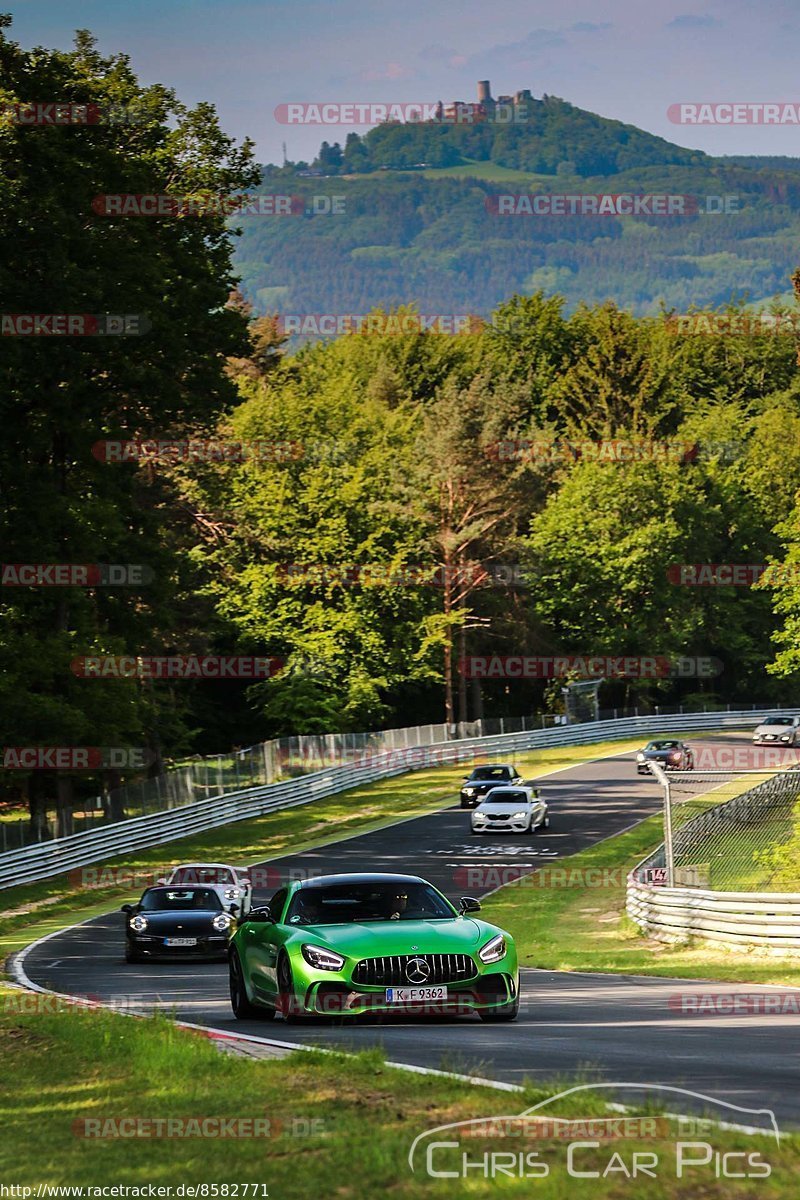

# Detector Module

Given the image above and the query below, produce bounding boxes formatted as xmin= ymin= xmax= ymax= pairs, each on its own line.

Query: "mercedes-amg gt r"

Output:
xmin=228 ymin=872 xmax=519 ymax=1022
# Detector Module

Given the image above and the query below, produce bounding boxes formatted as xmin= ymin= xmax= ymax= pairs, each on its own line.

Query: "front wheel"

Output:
xmin=478 ymin=996 xmax=520 ymax=1022
xmin=230 ymin=949 xmax=274 ymax=1020
xmin=277 ymin=952 xmax=305 ymax=1022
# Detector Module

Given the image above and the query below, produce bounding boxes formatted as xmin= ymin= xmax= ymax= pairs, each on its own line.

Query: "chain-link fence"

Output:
xmin=0 ymin=701 xmax=779 ymax=851
xmin=639 ymin=762 xmax=800 ymax=891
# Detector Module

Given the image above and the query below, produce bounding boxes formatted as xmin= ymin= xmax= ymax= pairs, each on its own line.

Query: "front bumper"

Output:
xmin=127 ymin=934 xmax=231 ymax=960
xmin=281 ymin=947 xmax=519 ymax=1017
xmin=472 ymin=817 xmax=529 ymax=832
xmin=305 ymin=971 xmax=518 ymax=1016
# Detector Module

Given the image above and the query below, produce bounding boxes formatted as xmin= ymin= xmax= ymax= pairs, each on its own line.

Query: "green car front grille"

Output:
xmin=352 ymin=953 xmax=477 ymax=986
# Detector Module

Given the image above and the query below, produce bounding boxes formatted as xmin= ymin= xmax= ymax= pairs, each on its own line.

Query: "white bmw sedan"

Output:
xmin=470 ymin=786 xmax=549 ymax=835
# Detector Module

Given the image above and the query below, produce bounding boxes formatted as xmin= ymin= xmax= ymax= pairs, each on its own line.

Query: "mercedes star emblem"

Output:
xmin=405 ymin=956 xmax=431 ymax=983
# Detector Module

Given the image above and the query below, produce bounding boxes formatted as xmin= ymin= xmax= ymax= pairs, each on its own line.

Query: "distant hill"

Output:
xmin=232 ymin=95 xmax=800 ymax=326
xmin=331 ymin=94 xmax=710 ymax=178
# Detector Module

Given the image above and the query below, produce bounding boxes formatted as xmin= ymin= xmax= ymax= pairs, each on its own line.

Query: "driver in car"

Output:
xmin=385 ymin=891 xmax=408 ymax=920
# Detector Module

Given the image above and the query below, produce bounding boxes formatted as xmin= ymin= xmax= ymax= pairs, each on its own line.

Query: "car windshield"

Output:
xmin=646 ymin=741 xmax=679 ymax=750
xmin=469 ymin=767 xmax=512 ymax=780
xmin=139 ymin=888 xmax=223 ymax=912
xmin=284 ymin=881 xmax=454 ymax=925
xmin=763 ymin=718 xmax=795 ymax=726
xmin=171 ymin=867 xmax=234 ymax=885
xmin=483 ymin=790 xmax=528 ymax=804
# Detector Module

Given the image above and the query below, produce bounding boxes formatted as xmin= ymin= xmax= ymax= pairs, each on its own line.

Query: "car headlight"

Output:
xmin=212 ymin=913 xmax=233 ymax=932
xmin=479 ymin=934 xmax=506 ymax=964
xmin=473 ymin=812 xmax=487 ymax=822
xmin=463 ymin=787 xmax=475 ymax=795
xmin=129 ymin=915 xmax=148 ymax=933
xmin=223 ymin=887 xmax=240 ymax=900
xmin=636 ymin=753 xmax=645 ymax=762
xmin=301 ymin=944 xmax=345 ymax=971
xmin=781 ymin=735 xmax=791 ymax=742
xmin=512 ymin=811 xmax=528 ymax=819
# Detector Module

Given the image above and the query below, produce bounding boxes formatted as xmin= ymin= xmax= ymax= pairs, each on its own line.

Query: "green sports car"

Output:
xmin=228 ymin=871 xmax=519 ymax=1022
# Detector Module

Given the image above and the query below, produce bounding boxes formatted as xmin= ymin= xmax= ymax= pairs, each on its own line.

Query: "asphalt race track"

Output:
xmin=18 ymin=734 xmax=800 ymax=1127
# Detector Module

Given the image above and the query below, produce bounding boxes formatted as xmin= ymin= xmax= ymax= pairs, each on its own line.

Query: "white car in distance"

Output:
xmin=157 ymin=863 xmax=252 ymax=918
xmin=470 ymin=786 xmax=549 ymax=835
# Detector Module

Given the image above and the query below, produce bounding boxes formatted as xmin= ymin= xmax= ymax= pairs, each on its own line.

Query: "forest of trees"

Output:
xmin=6 ymin=19 xmax=800 ymax=825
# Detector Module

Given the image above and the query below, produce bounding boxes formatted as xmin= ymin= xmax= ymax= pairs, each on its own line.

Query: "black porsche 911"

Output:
xmin=122 ymin=886 xmax=236 ymax=963
xmin=459 ymin=763 xmax=523 ymax=807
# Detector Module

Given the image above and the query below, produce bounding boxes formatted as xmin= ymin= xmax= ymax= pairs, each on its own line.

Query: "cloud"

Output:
xmin=570 ymin=21 xmax=612 ymax=32
xmin=418 ymin=44 xmax=469 ymax=69
xmin=360 ymin=62 xmax=415 ymax=82
xmin=468 ymin=27 xmax=567 ymax=73
xmin=667 ymin=14 xmax=721 ymax=28
xmin=418 ymin=43 xmax=454 ymax=62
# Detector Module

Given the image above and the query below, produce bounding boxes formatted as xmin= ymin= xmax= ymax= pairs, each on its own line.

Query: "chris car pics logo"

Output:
xmin=408 ymin=1083 xmax=779 ymax=1181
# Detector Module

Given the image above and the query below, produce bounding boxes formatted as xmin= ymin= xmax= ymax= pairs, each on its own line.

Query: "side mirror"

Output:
xmin=246 ymin=907 xmax=275 ymax=924
xmin=121 ymin=904 xmax=133 ymax=914
xmin=229 ymin=903 xmax=238 ymax=915
xmin=459 ymin=896 xmax=481 ymax=914
xmin=461 ymin=777 xmax=469 ymax=784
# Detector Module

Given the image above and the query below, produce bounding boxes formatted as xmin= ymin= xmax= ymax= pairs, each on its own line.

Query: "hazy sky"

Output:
xmin=8 ymin=0 xmax=800 ymax=165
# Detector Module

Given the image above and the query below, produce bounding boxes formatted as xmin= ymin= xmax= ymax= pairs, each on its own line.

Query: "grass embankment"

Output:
xmin=0 ymin=986 xmax=793 ymax=1195
xmin=0 ymin=739 xmax=646 ymax=961
xmin=482 ymin=808 xmax=800 ymax=987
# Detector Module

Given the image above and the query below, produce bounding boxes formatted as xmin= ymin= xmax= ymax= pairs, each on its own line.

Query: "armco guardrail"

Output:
xmin=627 ymin=882 xmax=800 ymax=951
xmin=0 ymin=708 xmax=784 ymax=890
xmin=628 ymin=763 xmax=800 ymax=950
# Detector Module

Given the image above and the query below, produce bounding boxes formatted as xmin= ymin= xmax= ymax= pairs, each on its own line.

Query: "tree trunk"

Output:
xmin=56 ymin=774 xmax=74 ymax=838
xmin=442 ymin=554 xmax=454 ymax=728
xmin=28 ymin=774 xmax=50 ymax=840
xmin=457 ymin=622 xmax=468 ymax=729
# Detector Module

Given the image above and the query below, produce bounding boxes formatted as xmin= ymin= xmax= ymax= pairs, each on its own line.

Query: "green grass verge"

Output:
xmin=0 ymin=985 xmax=794 ymax=1194
xmin=420 ymin=159 xmax=562 ymax=184
xmin=0 ymin=739 xmax=647 ymax=960
xmin=481 ymin=810 xmax=800 ymax=987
